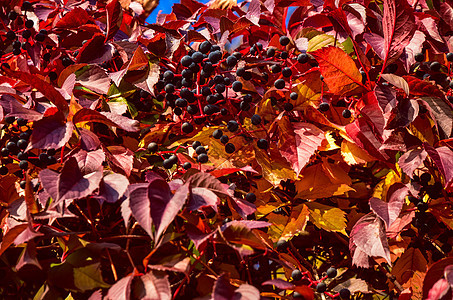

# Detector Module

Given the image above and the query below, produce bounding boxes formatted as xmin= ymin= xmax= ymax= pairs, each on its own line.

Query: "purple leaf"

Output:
xmin=398 ymin=148 xmax=427 ymax=179
xmin=74 ymin=149 xmax=105 ymax=174
xmin=221 ymin=220 xmax=271 ymax=231
xmin=186 ymin=187 xmax=219 ymax=212
xmin=363 ymin=33 xmax=385 ymax=59
xmin=444 ymin=265 xmax=453 ymax=286
xmin=27 ymin=115 xmax=73 ymax=151
xmin=138 ymin=272 xmax=171 ymax=300
xmin=105 ymin=146 xmax=134 ymax=176
xmin=374 ymin=84 xmax=397 ymax=114
xmin=129 ymin=183 xmax=153 ymax=236
xmin=105 ymin=274 xmax=133 ymax=300
xmin=76 ymin=65 xmax=111 ymax=95
xmin=427 ymin=278 xmax=450 ymax=300
xmin=79 ymin=128 xmax=101 ymax=151
xmin=262 ymin=279 xmax=295 ymax=289
xmin=39 ymin=157 xmax=103 ymax=206
xmin=88 ymin=290 xmax=103 ymax=300
xmin=369 ymin=183 xmax=409 ymax=228
xmin=230 ymin=197 xmax=256 ymax=218
xmin=350 ymin=213 xmax=391 ymax=267
xmin=188 ymin=172 xmax=230 ymax=196
xmin=233 ymin=284 xmax=260 ymax=299
xmin=402 ymin=30 xmax=425 ymax=72
xmin=97 ymin=173 xmax=129 ymax=204
xmin=245 ymin=0 xmax=260 ymax=25
xmin=0 ymin=95 xmax=42 ymax=121
xmin=16 ymin=242 xmax=41 ymax=271
xmin=424 ymin=144 xmax=453 ymax=188
xmin=213 ymin=274 xmax=235 ymax=300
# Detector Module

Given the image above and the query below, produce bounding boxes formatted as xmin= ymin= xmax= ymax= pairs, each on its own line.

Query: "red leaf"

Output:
xmin=73 ymin=149 xmax=105 ymax=174
xmin=0 ymin=224 xmax=27 ymax=257
xmin=212 ymin=274 xmax=235 ymax=300
xmin=55 ymin=7 xmax=96 ymax=29
xmin=262 ymin=279 xmax=295 ymax=289
xmin=79 ymin=128 xmax=101 ymax=151
xmin=2 ymin=69 xmax=68 ymax=114
xmin=245 ymin=0 xmax=260 ymax=25
xmin=403 ymin=75 xmax=445 ymax=99
xmin=311 ymin=46 xmax=365 ymax=96
xmin=186 ymin=187 xmax=219 ymax=212
xmin=424 ymin=144 xmax=453 ymax=188
xmin=369 ymin=183 xmax=409 ymax=228
xmin=97 ymin=173 xmax=129 ymax=204
xmin=350 ymin=213 xmax=391 ymax=267
xmin=76 ymin=35 xmax=114 ymax=65
xmin=423 ymin=258 xmax=453 ymax=299
xmin=382 ymin=0 xmax=416 ymax=67
xmin=105 ymin=146 xmax=134 ymax=176
xmin=105 ymin=0 xmax=123 ymax=42
xmin=138 ymin=272 xmax=172 ymax=299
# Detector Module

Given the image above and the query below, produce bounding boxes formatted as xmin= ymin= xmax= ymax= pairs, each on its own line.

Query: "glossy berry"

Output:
xmin=279 ymin=36 xmax=290 ymax=46
xmin=232 ymin=81 xmax=242 ymax=92
xmin=1 ymin=148 xmax=9 ymax=157
xmin=420 ymin=172 xmax=431 ymax=183
xmin=271 ymin=64 xmax=281 ymax=73
xmin=8 ymin=11 xmax=18 ymax=20
xmin=19 ymin=160 xmax=29 ymax=170
xmin=49 ymin=71 xmax=58 ymax=81
xmin=447 ymin=52 xmax=453 ymax=62
xmin=339 ymin=288 xmax=351 ymax=299
xmin=181 ymin=122 xmax=193 ymax=134
xmin=430 ymin=61 xmax=441 ymax=72
xmin=266 ymin=47 xmax=275 ymax=57
xmin=35 ymin=33 xmax=46 ymax=42
xmin=257 ymin=139 xmax=269 ymax=149
xmin=276 ymin=239 xmax=288 ymax=250
xmin=62 ymin=57 xmax=73 ymax=67
xmin=282 ymin=67 xmax=292 ymax=77
xmin=326 ymin=267 xmax=337 ymax=278
xmin=5 ymin=116 xmax=16 ymax=124
xmin=251 ymin=114 xmax=261 ymax=125
xmin=195 ymin=146 xmax=206 ymax=155
xmin=215 ymin=83 xmax=225 ymax=93
xmin=316 ymin=282 xmax=326 ymax=293
xmin=0 ymin=166 xmax=8 ymax=176
xmin=225 ymin=143 xmax=235 ymax=154
xmin=245 ymin=192 xmax=256 ymax=203
xmin=22 ymin=1 xmax=32 ymax=10
xmin=192 ymin=51 xmax=204 ymax=63
xmin=199 ymin=41 xmax=212 ymax=54
xmin=290 ymin=92 xmax=298 ymax=100
xmin=226 ymin=55 xmax=238 ymax=67
xmin=197 ymin=153 xmax=209 ymax=163
xmin=183 ymin=162 xmax=191 ymax=170
xmin=147 ymin=142 xmax=158 ymax=152
xmin=6 ymin=31 xmax=16 ymax=40
xmin=239 ymin=101 xmax=250 ymax=111
xmin=212 ymin=129 xmax=223 ymax=139
xmin=164 ymin=83 xmax=175 ymax=94
xmin=220 ymin=135 xmax=229 ymax=144
xmin=163 ymin=70 xmax=174 ymax=82
xmin=236 ymin=67 xmax=245 ymax=77
xmin=163 ymin=158 xmax=174 ymax=169
xmin=274 ymin=79 xmax=285 ymax=89
xmin=417 ymin=201 xmax=428 ymax=212
xmin=25 ymin=19 xmax=34 ymax=28
xmin=291 ymin=269 xmax=302 ymax=281
xmin=17 ymin=152 xmax=28 ymax=161
xmin=297 ymin=53 xmax=308 ymax=64
xmin=175 ymin=98 xmax=188 ymax=107
xmin=280 ymin=51 xmax=288 ymax=59
xmin=284 ymin=102 xmax=293 ymax=111
xmin=414 ymin=53 xmax=424 ymax=62
xmin=20 ymin=180 xmax=27 ymax=189
xmin=208 ymin=51 xmax=222 ymax=64
xmin=227 ymin=120 xmax=239 ymax=132
xmin=342 ymin=109 xmax=351 ymax=118
xmin=17 ymin=118 xmax=27 ymax=126
xmin=192 ymin=141 xmax=201 ymax=149
xmin=319 ymin=102 xmax=330 ymax=112
xmin=181 ymin=55 xmax=193 ymax=67
xmin=17 ymin=139 xmax=28 ymax=150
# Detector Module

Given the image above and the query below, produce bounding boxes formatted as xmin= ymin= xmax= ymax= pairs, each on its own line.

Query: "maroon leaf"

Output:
xmin=445 ymin=265 xmax=453 ymax=285
xmin=233 ymin=284 xmax=260 ymax=299
xmin=73 ymin=149 xmax=105 ymax=174
xmin=16 ymin=242 xmax=41 ymax=271
xmin=137 ymin=272 xmax=172 ymax=299
xmin=0 ymin=224 xmax=28 ymax=257
xmin=105 ymin=0 xmax=123 ymax=42
xmin=369 ymin=183 xmax=409 ymax=228
xmin=26 ymin=115 xmax=73 ymax=151
xmin=350 ymin=213 xmax=391 ymax=267
xmin=398 ymin=148 xmax=427 ymax=179
xmin=73 ymin=108 xmax=140 ymax=132
xmin=2 ymin=69 xmax=68 ymax=114
xmin=75 ymin=65 xmax=111 ymax=94
xmin=97 ymin=173 xmax=129 ymax=204
xmin=39 ymin=157 xmax=103 ymax=206
xmin=245 ymin=0 xmax=260 ymax=25
xmin=229 ymin=197 xmax=257 ymax=218
xmin=188 ymin=172 xmax=230 ymax=196
xmin=0 ymin=95 xmax=42 ymax=121
xmin=382 ymin=0 xmax=416 ymax=68
xmin=55 ymin=7 xmax=96 ymax=29
xmin=423 ymin=258 xmax=453 ymax=299
xmin=105 ymin=274 xmax=133 ymax=300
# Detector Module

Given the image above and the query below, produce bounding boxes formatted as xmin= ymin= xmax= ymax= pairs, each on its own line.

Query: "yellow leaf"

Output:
xmin=372 ymin=170 xmax=400 ymax=200
xmin=305 ymin=202 xmax=347 ymax=235
xmin=341 ymin=140 xmax=375 ymax=165
xmin=318 ymin=131 xmax=340 ymax=151
xmin=293 ymin=71 xmax=323 ymax=108
xmin=280 ymin=204 xmax=310 ymax=241
xmin=307 ymin=34 xmax=344 ymax=52
xmin=254 ymin=144 xmax=297 ymax=186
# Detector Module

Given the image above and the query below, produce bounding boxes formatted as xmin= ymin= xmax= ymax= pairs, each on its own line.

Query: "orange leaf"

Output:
xmin=311 ymin=46 xmax=365 ymax=96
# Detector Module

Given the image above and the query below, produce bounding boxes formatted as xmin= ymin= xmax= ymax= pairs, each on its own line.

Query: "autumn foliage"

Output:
xmin=0 ymin=0 xmax=453 ymax=299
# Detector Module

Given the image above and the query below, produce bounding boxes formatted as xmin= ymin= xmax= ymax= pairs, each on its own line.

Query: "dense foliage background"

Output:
xmin=0 ymin=0 xmax=453 ymax=299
